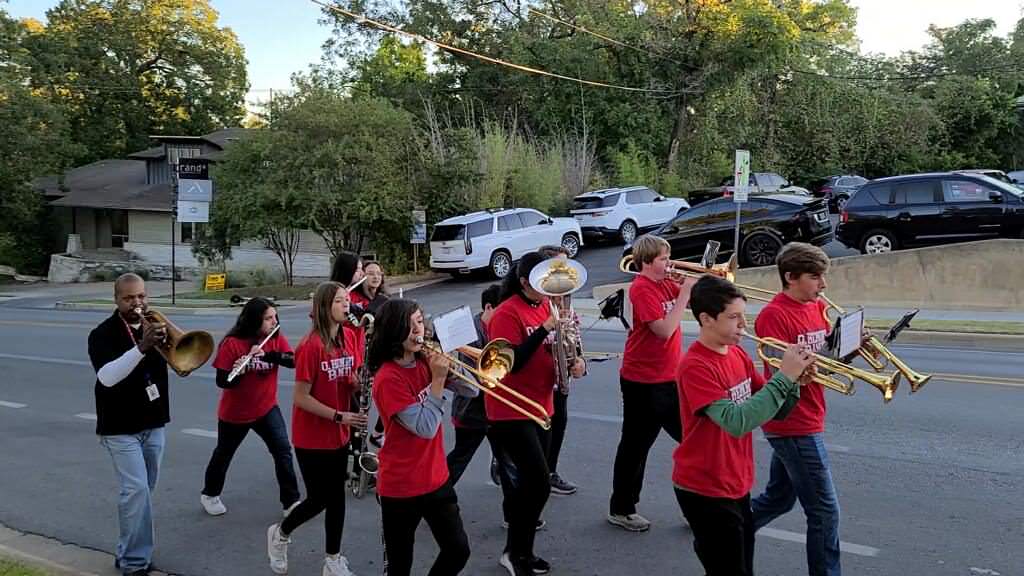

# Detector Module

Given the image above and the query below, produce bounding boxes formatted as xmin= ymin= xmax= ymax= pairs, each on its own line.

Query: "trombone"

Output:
xmin=618 ymin=254 xmax=774 ymax=303
xmin=416 ymin=337 xmax=552 ymax=430
xmin=743 ymin=332 xmax=901 ymax=403
xmin=818 ymin=295 xmax=932 ymax=393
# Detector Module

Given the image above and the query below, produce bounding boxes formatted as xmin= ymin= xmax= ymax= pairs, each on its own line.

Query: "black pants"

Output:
xmin=547 ymin=390 xmax=568 ymax=474
xmin=609 ymin=379 xmax=682 ymax=515
xmin=201 ymin=405 xmax=301 ymax=508
xmin=489 ymin=420 xmax=551 ymax=562
xmin=281 ymin=447 xmax=348 ymax=555
xmin=380 ymin=482 xmax=470 ymax=576
xmin=675 ymin=488 xmax=755 ymax=576
xmin=446 ymin=426 xmax=516 ymax=522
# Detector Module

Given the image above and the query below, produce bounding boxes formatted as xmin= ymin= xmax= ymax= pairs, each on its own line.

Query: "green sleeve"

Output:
xmin=703 ymin=373 xmax=799 ymax=438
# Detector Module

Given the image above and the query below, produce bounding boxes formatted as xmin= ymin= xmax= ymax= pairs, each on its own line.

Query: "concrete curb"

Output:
xmin=0 ymin=523 xmax=167 ymax=576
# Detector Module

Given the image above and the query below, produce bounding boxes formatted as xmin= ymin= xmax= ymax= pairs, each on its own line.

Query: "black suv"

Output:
xmin=625 ymin=194 xmax=832 ymax=267
xmin=836 ymin=172 xmax=1024 ymax=254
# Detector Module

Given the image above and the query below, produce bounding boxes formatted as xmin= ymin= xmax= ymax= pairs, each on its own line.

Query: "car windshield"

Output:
xmin=975 ymin=175 xmax=1024 ymax=198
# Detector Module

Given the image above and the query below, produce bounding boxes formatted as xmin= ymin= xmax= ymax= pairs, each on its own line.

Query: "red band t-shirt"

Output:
xmin=212 ymin=333 xmax=292 ymax=423
xmin=291 ymin=327 xmax=362 ymax=450
xmin=485 ymin=294 xmax=555 ymax=422
xmin=756 ymin=292 xmax=830 ymax=436
xmin=672 ymin=340 xmax=766 ymax=499
xmin=373 ymin=357 xmax=449 ymax=498
xmin=621 ymin=274 xmax=682 ymax=383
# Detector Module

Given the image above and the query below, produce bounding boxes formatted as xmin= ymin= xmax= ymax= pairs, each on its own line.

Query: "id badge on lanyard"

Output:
xmin=122 ymin=317 xmax=160 ymax=402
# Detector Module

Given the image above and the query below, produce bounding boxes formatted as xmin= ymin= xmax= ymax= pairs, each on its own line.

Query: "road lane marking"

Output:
xmin=0 ymin=400 xmax=27 ymax=408
xmin=74 ymin=413 xmax=97 ymax=420
xmin=757 ymin=527 xmax=880 ymax=557
xmin=182 ymin=428 xmax=218 ymax=439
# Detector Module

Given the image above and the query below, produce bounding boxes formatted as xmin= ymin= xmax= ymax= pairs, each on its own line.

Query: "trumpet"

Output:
xmin=227 ymin=324 xmax=280 ymax=383
xmin=618 ymin=254 xmax=775 ymax=302
xmin=819 ymin=295 xmax=932 ymax=393
xmin=416 ymin=337 xmax=552 ymax=429
xmin=743 ymin=332 xmax=901 ymax=403
xmin=136 ymin=307 xmax=214 ymax=377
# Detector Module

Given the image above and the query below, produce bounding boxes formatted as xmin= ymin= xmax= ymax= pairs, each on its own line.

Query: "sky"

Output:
xmin=5 ymin=0 xmax=1024 ymax=104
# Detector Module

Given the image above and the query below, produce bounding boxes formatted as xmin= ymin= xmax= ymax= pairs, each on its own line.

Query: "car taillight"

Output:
xmin=840 ymin=210 xmax=848 ymax=224
xmin=464 ymin=236 xmax=472 ymax=255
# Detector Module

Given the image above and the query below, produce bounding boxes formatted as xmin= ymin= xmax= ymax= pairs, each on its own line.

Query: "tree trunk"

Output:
xmin=666 ymin=91 xmax=690 ymax=168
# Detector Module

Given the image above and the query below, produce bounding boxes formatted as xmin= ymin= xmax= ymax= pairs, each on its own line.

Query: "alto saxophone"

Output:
xmin=346 ymin=312 xmax=377 ymax=497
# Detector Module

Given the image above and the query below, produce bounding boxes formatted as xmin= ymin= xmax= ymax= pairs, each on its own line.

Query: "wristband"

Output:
xmin=333 ymin=410 xmax=343 ymax=423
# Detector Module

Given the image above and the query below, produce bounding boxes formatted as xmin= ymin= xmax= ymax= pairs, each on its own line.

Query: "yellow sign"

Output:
xmin=204 ymin=273 xmax=226 ymax=292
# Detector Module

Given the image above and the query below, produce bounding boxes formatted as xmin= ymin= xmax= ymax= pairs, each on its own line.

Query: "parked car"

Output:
xmin=623 ymin=194 xmax=832 ymax=267
xmin=1007 ymin=170 xmax=1024 ymax=185
xmin=570 ymin=186 xmax=690 ymax=244
xmin=429 ymin=207 xmax=583 ymax=279
xmin=808 ymin=174 xmax=868 ymax=212
xmin=836 ymin=172 xmax=1024 ymax=254
xmin=954 ymin=169 xmax=1015 ymax=185
xmin=687 ymin=172 xmax=810 ymax=206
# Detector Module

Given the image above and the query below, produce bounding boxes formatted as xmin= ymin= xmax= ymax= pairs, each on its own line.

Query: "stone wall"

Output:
xmin=47 ymin=253 xmax=201 ymax=283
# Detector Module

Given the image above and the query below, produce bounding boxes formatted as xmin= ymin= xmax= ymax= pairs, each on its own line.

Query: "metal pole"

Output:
xmin=413 ymin=244 xmax=419 ymax=274
xmin=733 ymin=203 xmax=741 ymax=261
xmin=171 ymin=175 xmax=177 ymax=304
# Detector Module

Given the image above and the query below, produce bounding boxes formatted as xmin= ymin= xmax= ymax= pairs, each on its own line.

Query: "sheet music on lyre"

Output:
xmin=432 ymin=306 xmax=478 ymax=353
xmin=838 ymin=307 xmax=865 ymax=359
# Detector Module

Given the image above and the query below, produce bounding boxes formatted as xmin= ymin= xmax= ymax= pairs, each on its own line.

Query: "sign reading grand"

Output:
xmin=177 ymin=158 xmax=209 ymax=180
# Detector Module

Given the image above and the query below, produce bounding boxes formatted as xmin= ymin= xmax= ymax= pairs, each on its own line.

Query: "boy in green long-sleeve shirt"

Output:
xmin=672 ymin=275 xmax=814 ymax=576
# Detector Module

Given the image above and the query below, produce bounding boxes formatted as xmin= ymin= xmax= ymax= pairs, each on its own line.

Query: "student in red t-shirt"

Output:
xmin=367 ymin=298 xmax=471 ymax=576
xmin=609 ymin=234 xmax=697 ymax=532
xmin=332 ymin=251 xmax=369 ymax=311
xmin=489 ymin=251 xmax=585 ymax=576
xmin=267 ymin=282 xmax=367 ymax=576
xmin=674 ymin=275 xmax=812 ymax=576
xmin=201 ymin=297 xmax=299 ymax=518
xmin=751 ymin=242 xmax=844 ymax=576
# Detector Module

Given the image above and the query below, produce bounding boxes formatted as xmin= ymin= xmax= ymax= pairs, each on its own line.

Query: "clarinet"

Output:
xmin=348 ymin=312 xmax=377 ymax=478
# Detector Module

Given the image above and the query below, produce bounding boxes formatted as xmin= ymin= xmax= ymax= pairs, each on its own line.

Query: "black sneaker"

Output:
xmin=489 ymin=456 xmax=501 ymax=487
xmin=498 ymin=552 xmax=532 ymax=576
xmin=549 ymin=472 xmax=577 ymax=495
xmin=530 ymin=555 xmax=551 ymax=574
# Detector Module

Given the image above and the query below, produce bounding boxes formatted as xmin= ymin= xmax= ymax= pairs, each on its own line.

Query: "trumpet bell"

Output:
xmin=459 ymin=338 xmax=515 ymax=385
xmin=529 ymin=256 xmax=587 ymax=296
xmin=144 ymin=309 xmax=215 ymax=377
xmin=358 ymin=451 xmax=379 ymax=475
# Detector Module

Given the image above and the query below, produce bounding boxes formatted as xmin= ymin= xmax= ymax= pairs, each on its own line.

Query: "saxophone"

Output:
xmin=347 ymin=312 xmax=377 ymax=497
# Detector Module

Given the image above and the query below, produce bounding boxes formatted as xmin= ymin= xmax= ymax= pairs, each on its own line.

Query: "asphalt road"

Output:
xmin=0 ymin=294 xmax=1020 ymax=576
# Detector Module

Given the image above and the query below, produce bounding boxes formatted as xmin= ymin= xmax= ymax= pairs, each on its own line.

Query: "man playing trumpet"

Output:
xmin=87 ymin=273 xmax=169 ymax=576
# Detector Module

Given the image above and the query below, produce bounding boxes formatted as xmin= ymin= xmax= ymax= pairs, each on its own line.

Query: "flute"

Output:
xmin=227 ymin=324 xmax=281 ymax=382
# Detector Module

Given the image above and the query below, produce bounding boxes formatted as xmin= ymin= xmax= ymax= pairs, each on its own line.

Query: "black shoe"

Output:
xmin=501 ymin=518 xmax=547 ymax=531
xmin=549 ymin=472 xmax=577 ymax=495
xmin=498 ymin=552 xmax=532 ymax=576
xmin=489 ymin=456 xmax=501 ymax=487
xmin=530 ymin=555 xmax=551 ymax=574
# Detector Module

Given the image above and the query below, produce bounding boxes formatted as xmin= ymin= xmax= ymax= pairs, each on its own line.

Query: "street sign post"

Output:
xmin=733 ymin=150 xmax=751 ymax=260
xmin=174 ymin=158 xmax=212 ymax=304
xmin=411 ymin=209 xmax=427 ymax=274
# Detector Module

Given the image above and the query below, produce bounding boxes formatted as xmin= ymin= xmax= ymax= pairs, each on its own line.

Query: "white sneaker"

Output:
xmin=606 ymin=512 xmax=651 ymax=532
xmin=267 ymin=523 xmax=290 ymax=574
xmin=323 ymin=553 xmax=355 ymax=576
xmin=200 ymin=494 xmax=227 ymax=516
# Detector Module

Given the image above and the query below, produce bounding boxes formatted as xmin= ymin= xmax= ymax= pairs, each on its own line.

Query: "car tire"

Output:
xmin=619 ymin=220 xmax=638 ymax=244
xmin=741 ymin=232 xmax=784 ymax=267
xmin=860 ymin=229 xmax=897 ymax=254
xmin=560 ymin=233 xmax=580 ymax=258
xmin=489 ymin=250 xmax=513 ymax=279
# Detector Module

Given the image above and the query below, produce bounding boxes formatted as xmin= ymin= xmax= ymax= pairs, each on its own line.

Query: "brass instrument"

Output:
xmin=819 ymin=295 xmax=932 ymax=393
xmin=227 ymin=324 xmax=280 ymax=383
xmin=744 ymin=332 xmax=901 ymax=403
xmin=528 ymin=256 xmax=588 ymax=393
xmin=348 ymin=313 xmax=377 ymax=497
xmin=137 ymin=308 xmax=214 ymax=377
xmin=417 ymin=337 xmax=552 ymax=429
xmin=618 ymin=253 xmax=775 ymax=302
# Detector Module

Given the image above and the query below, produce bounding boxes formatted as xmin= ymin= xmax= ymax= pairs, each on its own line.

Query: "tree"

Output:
xmin=207 ymin=132 xmax=306 ymax=286
xmin=21 ymin=0 xmax=248 ymax=164
xmin=0 ymin=7 xmax=81 ymax=273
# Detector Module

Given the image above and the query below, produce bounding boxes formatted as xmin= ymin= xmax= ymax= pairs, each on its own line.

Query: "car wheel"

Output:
xmin=489 ymin=250 xmax=513 ymax=279
xmin=619 ymin=220 xmax=638 ymax=244
xmin=861 ymin=229 xmax=897 ymax=254
xmin=741 ymin=232 xmax=783 ymax=267
xmin=560 ymin=233 xmax=580 ymax=258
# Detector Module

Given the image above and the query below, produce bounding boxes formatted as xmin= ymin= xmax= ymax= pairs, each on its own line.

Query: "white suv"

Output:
xmin=429 ymin=208 xmax=584 ymax=279
xmin=570 ymin=186 xmax=690 ymax=244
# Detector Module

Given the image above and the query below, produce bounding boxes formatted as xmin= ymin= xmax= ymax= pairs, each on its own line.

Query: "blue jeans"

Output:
xmin=100 ymin=427 xmax=165 ymax=574
xmin=751 ymin=434 xmax=841 ymax=576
